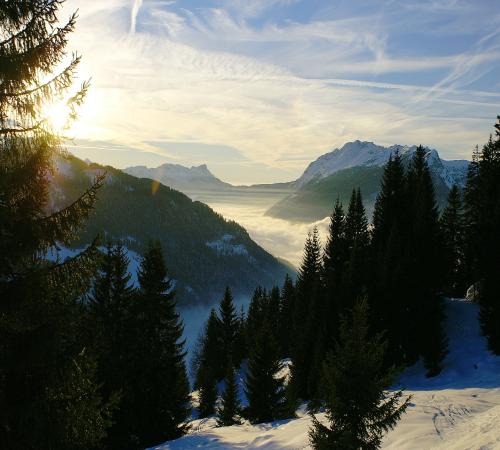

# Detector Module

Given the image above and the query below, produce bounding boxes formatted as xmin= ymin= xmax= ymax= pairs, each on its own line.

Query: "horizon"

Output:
xmin=57 ymin=0 xmax=499 ymax=184
xmin=75 ymin=138 xmax=471 ymax=187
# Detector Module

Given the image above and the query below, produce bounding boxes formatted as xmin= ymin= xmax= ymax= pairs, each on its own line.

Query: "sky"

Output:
xmin=60 ymin=0 xmax=500 ymax=184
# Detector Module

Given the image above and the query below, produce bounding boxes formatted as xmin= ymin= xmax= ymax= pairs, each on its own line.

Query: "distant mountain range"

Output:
xmin=51 ymin=156 xmax=293 ymax=306
xmin=121 ymin=140 xmax=470 ymax=223
xmin=124 ymin=163 xmax=231 ymax=193
xmin=267 ymin=141 xmax=469 ymax=222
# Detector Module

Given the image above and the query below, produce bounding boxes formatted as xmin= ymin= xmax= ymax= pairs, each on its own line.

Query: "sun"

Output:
xmin=44 ymin=100 xmax=71 ymax=133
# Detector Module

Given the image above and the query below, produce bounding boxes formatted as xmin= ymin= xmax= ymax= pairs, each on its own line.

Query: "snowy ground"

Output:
xmin=151 ymin=299 xmax=500 ymax=450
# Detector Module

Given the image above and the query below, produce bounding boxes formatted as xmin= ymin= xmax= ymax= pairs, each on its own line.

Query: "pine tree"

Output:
xmin=323 ymin=199 xmax=347 ymax=298
xmin=466 ymin=118 xmax=500 ymax=353
xmin=196 ymin=309 xmax=221 ymax=418
xmin=218 ymin=286 xmax=240 ymax=369
xmin=88 ymin=243 xmax=134 ymax=409
xmin=245 ymin=328 xmax=288 ymax=424
xmin=0 ymin=3 xmax=108 ymax=448
xmin=291 ymin=227 xmax=322 ymax=400
xmin=344 ymin=189 xmax=369 ymax=306
xmin=278 ymin=274 xmax=296 ymax=357
xmin=217 ymin=361 xmax=242 ymax=427
xmin=309 ymin=300 xmax=410 ymax=450
xmin=405 ymin=146 xmax=447 ymax=375
xmin=440 ymin=185 xmax=466 ymax=297
xmin=122 ymin=241 xmax=190 ymax=449
xmin=245 ymin=286 xmax=267 ymax=348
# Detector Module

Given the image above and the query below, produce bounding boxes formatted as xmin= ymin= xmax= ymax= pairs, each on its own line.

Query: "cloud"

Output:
xmin=60 ymin=0 xmax=500 ymax=183
xmin=130 ymin=0 xmax=143 ymax=34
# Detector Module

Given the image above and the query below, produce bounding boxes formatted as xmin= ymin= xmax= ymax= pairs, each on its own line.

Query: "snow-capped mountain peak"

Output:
xmin=296 ymin=141 xmax=468 ymax=189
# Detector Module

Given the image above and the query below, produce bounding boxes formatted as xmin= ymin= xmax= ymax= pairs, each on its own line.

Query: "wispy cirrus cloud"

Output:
xmin=62 ymin=0 xmax=500 ymax=183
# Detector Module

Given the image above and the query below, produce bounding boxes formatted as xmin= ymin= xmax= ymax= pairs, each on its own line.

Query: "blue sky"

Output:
xmin=63 ymin=0 xmax=500 ymax=184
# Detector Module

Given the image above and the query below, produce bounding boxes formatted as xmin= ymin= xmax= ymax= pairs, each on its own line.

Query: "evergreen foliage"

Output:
xmin=218 ymin=286 xmax=240 ymax=368
xmin=196 ymin=309 xmax=222 ymax=417
xmin=0 ymin=2 xmax=108 ymax=448
xmin=245 ymin=328 xmax=288 ymax=424
xmin=278 ymin=274 xmax=296 ymax=357
xmin=465 ymin=117 xmax=500 ymax=353
xmin=440 ymin=185 xmax=466 ymax=297
xmin=309 ymin=300 xmax=410 ymax=450
xmin=217 ymin=362 xmax=242 ymax=427
xmin=123 ymin=241 xmax=190 ymax=448
xmin=290 ymin=227 xmax=322 ymax=400
xmin=405 ymin=146 xmax=447 ymax=375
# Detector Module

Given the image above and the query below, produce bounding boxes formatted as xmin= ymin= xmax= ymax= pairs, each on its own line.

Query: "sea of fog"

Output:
xmin=180 ymin=190 xmax=331 ymax=373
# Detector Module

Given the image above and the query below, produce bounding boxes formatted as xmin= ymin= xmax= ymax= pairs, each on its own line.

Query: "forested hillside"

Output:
xmin=51 ymin=155 xmax=292 ymax=305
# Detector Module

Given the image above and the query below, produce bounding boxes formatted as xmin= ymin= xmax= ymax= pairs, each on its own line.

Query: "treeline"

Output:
xmin=192 ymin=118 xmax=500 ymax=448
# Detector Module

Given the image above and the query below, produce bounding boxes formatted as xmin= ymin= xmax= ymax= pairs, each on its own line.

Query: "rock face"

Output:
xmin=265 ymin=141 xmax=469 ymax=223
xmin=124 ymin=163 xmax=231 ymax=193
xmin=296 ymin=140 xmax=469 ymax=189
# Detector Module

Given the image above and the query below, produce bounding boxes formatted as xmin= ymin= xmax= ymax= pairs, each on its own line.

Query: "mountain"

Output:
xmin=267 ymin=141 xmax=469 ymax=222
xmin=124 ymin=163 xmax=231 ymax=193
xmin=51 ymin=156 xmax=293 ymax=306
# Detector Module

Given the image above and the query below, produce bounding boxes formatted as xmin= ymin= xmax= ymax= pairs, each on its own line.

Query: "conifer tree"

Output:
xmin=196 ymin=309 xmax=221 ymax=417
xmin=218 ymin=286 xmax=240 ymax=368
xmin=197 ymin=368 xmax=218 ymax=419
xmin=217 ymin=362 xmax=242 ymax=427
xmin=0 ymin=2 xmax=108 ymax=447
xmin=344 ymin=189 xmax=369 ymax=306
xmin=122 ymin=241 xmax=190 ymax=448
xmin=323 ymin=199 xmax=347 ymax=297
xmin=309 ymin=300 xmax=410 ymax=450
xmin=291 ymin=227 xmax=322 ymax=400
xmin=88 ymin=244 xmax=134 ymax=408
xmin=278 ymin=274 xmax=296 ymax=357
xmin=369 ymin=152 xmax=409 ymax=366
xmin=440 ymin=185 xmax=466 ymax=297
xmin=405 ymin=146 xmax=447 ymax=375
xmin=245 ymin=286 xmax=267 ymax=348
xmin=465 ymin=118 xmax=500 ymax=352
xmin=245 ymin=328 xmax=288 ymax=424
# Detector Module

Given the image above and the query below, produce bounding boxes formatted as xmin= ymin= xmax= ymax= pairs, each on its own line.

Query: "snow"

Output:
xmin=297 ymin=140 xmax=469 ymax=189
xmin=152 ymin=298 xmax=500 ymax=450
xmin=47 ymin=244 xmax=142 ymax=285
xmin=206 ymin=234 xmax=250 ymax=257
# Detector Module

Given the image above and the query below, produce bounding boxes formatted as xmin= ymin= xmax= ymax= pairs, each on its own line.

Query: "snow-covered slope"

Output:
xmin=152 ymin=298 xmax=500 ymax=450
xmin=297 ymin=141 xmax=469 ymax=189
xmin=124 ymin=163 xmax=231 ymax=193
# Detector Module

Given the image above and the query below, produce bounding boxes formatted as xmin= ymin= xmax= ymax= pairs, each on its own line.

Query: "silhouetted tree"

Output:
xmin=0 ymin=2 xmax=108 ymax=448
xmin=310 ymin=300 xmax=410 ymax=450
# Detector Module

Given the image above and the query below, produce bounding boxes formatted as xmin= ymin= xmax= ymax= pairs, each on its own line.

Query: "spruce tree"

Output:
xmin=196 ymin=309 xmax=221 ymax=417
xmin=440 ymin=185 xmax=466 ymax=297
xmin=217 ymin=361 xmax=242 ymax=427
xmin=245 ymin=286 xmax=267 ymax=348
xmin=405 ymin=146 xmax=447 ymax=375
xmin=88 ymin=243 xmax=134 ymax=410
xmin=278 ymin=274 xmax=296 ymax=357
xmin=369 ymin=152 xmax=410 ymax=366
xmin=291 ymin=227 xmax=322 ymax=400
xmin=344 ymin=189 xmax=369 ymax=306
xmin=197 ymin=370 xmax=218 ymax=419
xmin=0 ymin=2 xmax=108 ymax=448
xmin=123 ymin=241 xmax=190 ymax=448
xmin=218 ymin=286 xmax=240 ymax=368
xmin=466 ymin=118 xmax=500 ymax=352
xmin=309 ymin=300 xmax=410 ymax=450
xmin=245 ymin=328 xmax=288 ymax=424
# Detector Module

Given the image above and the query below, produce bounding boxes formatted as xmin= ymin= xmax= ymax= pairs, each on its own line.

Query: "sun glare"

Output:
xmin=44 ymin=100 xmax=70 ymax=132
